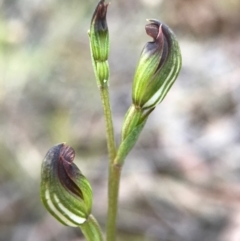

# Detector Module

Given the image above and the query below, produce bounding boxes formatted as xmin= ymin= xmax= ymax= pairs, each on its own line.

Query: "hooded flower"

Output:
xmin=132 ymin=19 xmax=182 ymax=109
xmin=40 ymin=143 xmax=92 ymax=226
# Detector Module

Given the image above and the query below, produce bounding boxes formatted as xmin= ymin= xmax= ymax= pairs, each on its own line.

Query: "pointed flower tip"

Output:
xmin=41 ymin=143 xmax=92 ymax=227
xmin=91 ymin=0 xmax=109 ymax=27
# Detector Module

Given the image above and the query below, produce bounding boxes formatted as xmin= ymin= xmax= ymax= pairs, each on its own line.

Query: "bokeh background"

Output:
xmin=1 ymin=0 xmax=240 ymax=240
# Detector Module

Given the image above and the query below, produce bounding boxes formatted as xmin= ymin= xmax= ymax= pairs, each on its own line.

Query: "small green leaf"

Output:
xmin=116 ymin=121 xmax=146 ymax=165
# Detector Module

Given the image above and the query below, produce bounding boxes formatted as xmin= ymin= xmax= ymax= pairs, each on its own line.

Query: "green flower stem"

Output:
xmin=99 ymin=83 xmax=120 ymax=241
xmin=106 ymin=162 xmax=122 ymax=241
xmin=80 ymin=214 xmax=104 ymax=241
xmin=106 ymin=105 xmax=152 ymax=241
xmin=121 ymin=105 xmax=142 ymax=141
xmin=99 ymin=84 xmax=117 ymax=161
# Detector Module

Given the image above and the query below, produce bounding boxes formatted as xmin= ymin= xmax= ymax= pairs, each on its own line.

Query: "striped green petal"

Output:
xmin=132 ymin=19 xmax=182 ymax=109
xmin=40 ymin=143 xmax=92 ymax=226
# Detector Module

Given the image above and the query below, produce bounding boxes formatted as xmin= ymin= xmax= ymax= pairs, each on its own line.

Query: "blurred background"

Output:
xmin=1 ymin=0 xmax=240 ymax=240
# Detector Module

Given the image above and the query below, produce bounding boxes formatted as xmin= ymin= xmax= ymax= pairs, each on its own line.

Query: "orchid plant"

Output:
xmin=40 ymin=1 xmax=182 ymax=241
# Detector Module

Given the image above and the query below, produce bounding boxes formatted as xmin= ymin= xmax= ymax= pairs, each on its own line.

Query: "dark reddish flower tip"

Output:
xmin=91 ymin=0 xmax=109 ymax=31
xmin=145 ymin=21 xmax=162 ymax=40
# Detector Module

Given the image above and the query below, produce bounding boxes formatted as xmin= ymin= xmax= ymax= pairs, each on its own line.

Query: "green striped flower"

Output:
xmin=40 ymin=143 xmax=92 ymax=226
xmin=132 ymin=19 xmax=182 ymax=109
xmin=89 ymin=0 xmax=109 ymax=62
xmin=89 ymin=0 xmax=110 ymax=85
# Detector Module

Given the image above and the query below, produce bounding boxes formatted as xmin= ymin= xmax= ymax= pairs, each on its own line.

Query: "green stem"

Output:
xmin=106 ymin=162 xmax=122 ymax=241
xmin=99 ymin=84 xmax=117 ymax=161
xmin=80 ymin=214 xmax=104 ymax=241
xmin=99 ymin=84 xmax=119 ymax=241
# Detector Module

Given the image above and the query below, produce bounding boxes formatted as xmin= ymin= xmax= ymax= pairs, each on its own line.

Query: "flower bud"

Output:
xmin=89 ymin=0 xmax=110 ymax=86
xmin=40 ymin=143 xmax=92 ymax=226
xmin=132 ymin=19 xmax=182 ymax=109
xmin=89 ymin=0 xmax=109 ymax=62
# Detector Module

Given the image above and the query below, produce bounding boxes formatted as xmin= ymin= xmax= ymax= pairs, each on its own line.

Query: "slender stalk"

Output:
xmin=99 ymin=84 xmax=117 ymax=161
xmin=99 ymin=83 xmax=120 ymax=241
xmin=106 ymin=162 xmax=122 ymax=241
xmin=80 ymin=214 xmax=104 ymax=241
xmin=100 ymin=89 xmax=147 ymax=241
